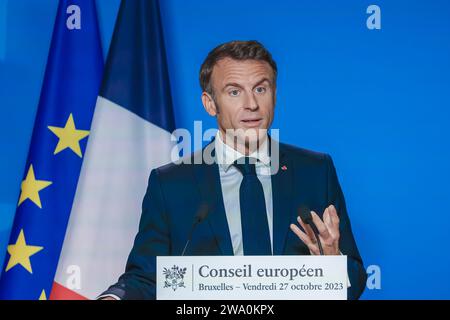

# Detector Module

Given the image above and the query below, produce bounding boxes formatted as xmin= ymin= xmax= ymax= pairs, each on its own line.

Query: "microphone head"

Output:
xmin=195 ymin=203 xmax=209 ymax=223
xmin=298 ymin=205 xmax=313 ymax=225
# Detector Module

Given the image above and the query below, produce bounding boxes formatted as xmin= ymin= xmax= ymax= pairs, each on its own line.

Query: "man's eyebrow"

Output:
xmin=252 ymin=78 xmax=272 ymax=88
xmin=222 ymin=78 xmax=272 ymax=91
xmin=222 ymin=82 xmax=244 ymax=90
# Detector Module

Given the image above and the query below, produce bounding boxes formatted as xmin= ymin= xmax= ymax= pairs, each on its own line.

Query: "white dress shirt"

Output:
xmin=214 ymin=131 xmax=274 ymax=255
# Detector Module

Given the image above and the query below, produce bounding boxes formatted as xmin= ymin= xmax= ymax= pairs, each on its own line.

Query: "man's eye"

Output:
xmin=255 ymin=86 xmax=266 ymax=93
xmin=229 ymin=90 xmax=240 ymax=96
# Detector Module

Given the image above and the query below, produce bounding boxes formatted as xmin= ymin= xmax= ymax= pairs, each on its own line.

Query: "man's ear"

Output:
xmin=201 ymin=92 xmax=218 ymax=116
xmin=273 ymin=87 xmax=277 ymax=107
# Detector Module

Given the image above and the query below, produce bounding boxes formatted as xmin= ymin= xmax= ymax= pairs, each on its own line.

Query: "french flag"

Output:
xmin=52 ymin=0 xmax=177 ymax=299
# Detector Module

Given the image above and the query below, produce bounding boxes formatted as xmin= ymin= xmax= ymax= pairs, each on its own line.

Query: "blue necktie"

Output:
xmin=234 ymin=157 xmax=272 ymax=255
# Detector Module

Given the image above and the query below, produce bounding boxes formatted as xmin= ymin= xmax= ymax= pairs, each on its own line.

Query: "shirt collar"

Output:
xmin=214 ymin=131 xmax=271 ymax=172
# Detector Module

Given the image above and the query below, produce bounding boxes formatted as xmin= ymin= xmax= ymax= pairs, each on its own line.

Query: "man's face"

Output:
xmin=202 ymin=58 xmax=276 ymax=150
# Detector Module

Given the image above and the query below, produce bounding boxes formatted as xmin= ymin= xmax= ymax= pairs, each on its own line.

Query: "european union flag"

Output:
xmin=0 ymin=0 xmax=103 ymax=299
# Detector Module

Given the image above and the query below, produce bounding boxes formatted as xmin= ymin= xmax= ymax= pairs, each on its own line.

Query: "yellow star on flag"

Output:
xmin=39 ymin=290 xmax=47 ymax=300
xmin=5 ymin=229 xmax=44 ymax=273
xmin=18 ymin=164 xmax=52 ymax=209
xmin=48 ymin=113 xmax=90 ymax=157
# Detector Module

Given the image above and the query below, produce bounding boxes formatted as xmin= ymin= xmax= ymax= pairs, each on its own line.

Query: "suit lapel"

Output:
xmin=271 ymin=144 xmax=294 ymax=255
xmin=193 ymin=143 xmax=234 ymax=255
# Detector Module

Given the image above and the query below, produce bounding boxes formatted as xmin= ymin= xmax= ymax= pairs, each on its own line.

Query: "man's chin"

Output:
xmin=235 ymin=128 xmax=268 ymax=148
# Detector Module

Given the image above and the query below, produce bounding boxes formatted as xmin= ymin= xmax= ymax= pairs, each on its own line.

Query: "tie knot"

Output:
xmin=234 ymin=157 xmax=257 ymax=176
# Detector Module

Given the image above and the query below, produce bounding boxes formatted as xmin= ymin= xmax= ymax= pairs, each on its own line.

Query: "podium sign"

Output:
xmin=157 ymin=255 xmax=347 ymax=300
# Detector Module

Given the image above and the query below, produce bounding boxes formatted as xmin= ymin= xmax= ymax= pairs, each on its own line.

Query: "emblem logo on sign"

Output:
xmin=163 ymin=265 xmax=187 ymax=291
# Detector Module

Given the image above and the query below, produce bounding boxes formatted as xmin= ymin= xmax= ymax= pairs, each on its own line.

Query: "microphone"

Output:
xmin=181 ymin=203 xmax=209 ymax=256
xmin=298 ymin=206 xmax=324 ymax=255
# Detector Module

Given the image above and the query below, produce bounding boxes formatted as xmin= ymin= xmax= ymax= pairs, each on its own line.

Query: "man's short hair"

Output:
xmin=199 ymin=40 xmax=278 ymax=96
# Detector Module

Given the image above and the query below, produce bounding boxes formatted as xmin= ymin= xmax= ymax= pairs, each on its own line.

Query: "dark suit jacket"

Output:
xmin=102 ymin=140 xmax=367 ymax=300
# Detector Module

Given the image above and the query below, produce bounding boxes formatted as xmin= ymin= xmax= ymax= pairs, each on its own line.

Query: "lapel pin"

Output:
xmin=281 ymin=165 xmax=287 ymax=171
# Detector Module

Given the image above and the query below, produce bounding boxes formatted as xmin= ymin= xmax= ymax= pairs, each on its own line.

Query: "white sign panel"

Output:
xmin=157 ymin=255 xmax=347 ymax=300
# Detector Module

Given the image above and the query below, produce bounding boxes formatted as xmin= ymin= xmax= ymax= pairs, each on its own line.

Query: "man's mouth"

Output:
xmin=240 ymin=118 xmax=263 ymax=128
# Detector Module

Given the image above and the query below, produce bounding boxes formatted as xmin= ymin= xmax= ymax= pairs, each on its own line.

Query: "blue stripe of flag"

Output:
xmin=100 ymin=0 xmax=176 ymax=133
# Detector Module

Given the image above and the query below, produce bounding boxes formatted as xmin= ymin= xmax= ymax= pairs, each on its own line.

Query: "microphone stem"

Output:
xmin=181 ymin=240 xmax=190 ymax=256
xmin=181 ymin=221 xmax=199 ymax=256
xmin=309 ymin=223 xmax=324 ymax=255
xmin=313 ymin=232 xmax=324 ymax=255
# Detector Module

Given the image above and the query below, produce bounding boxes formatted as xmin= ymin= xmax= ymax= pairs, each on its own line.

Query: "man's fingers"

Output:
xmin=292 ymin=207 xmax=341 ymax=256
xmin=290 ymin=223 xmax=313 ymax=246
xmin=290 ymin=224 xmax=320 ymax=255
xmin=328 ymin=205 xmax=340 ymax=227
xmin=323 ymin=207 xmax=333 ymax=230
xmin=311 ymin=211 xmax=331 ymax=239
xmin=324 ymin=206 xmax=340 ymax=241
xmin=296 ymin=216 xmax=316 ymax=242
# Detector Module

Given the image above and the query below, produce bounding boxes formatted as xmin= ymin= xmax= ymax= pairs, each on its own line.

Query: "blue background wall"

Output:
xmin=1 ymin=0 xmax=449 ymax=299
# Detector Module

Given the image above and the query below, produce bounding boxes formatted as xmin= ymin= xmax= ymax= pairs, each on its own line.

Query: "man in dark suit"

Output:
xmin=99 ymin=40 xmax=367 ymax=300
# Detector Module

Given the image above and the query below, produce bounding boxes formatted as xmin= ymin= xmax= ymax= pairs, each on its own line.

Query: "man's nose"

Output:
xmin=244 ymin=91 xmax=259 ymax=111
